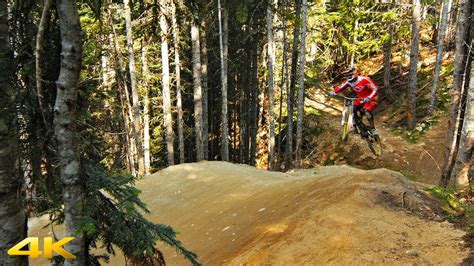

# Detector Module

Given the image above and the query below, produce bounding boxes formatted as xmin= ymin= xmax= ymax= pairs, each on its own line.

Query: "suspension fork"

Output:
xmin=341 ymin=103 xmax=354 ymax=129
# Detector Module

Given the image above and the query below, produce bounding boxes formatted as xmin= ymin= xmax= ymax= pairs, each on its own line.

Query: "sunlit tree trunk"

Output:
xmin=440 ymin=0 xmax=472 ymax=187
xmin=106 ymin=11 xmax=136 ymax=175
xmin=124 ymin=0 xmax=145 ymax=175
xmin=54 ymin=0 xmax=85 ymax=264
xmin=201 ymin=21 xmax=209 ymax=160
xmin=295 ymin=0 xmax=308 ymax=167
xmin=160 ymin=0 xmax=175 ymax=166
xmin=286 ymin=0 xmax=302 ymax=169
xmin=106 ymin=3 xmax=137 ymax=175
xmin=218 ymin=0 xmax=230 ymax=161
xmin=429 ymin=0 xmax=450 ymax=114
xmin=407 ymin=0 xmax=421 ymax=130
xmin=172 ymin=1 xmax=185 ymax=163
xmin=0 ymin=0 xmax=26 ymax=264
xmin=141 ymin=37 xmax=152 ymax=173
xmin=191 ymin=16 xmax=204 ymax=161
xmin=266 ymin=2 xmax=276 ymax=170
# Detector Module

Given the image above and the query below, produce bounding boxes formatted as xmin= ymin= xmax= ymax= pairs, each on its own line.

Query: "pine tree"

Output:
xmin=141 ymin=36 xmax=152 ymax=173
xmin=201 ymin=20 xmax=209 ymax=160
xmin=191 ymin=12 xmax=204 ymax=161
xmin=295 ymin=0 xmax=308 ymax=167
xmin=160 ymin=0 xmax=175 ymax=166
xmin=429 ymin=0 xmax=450 ymax=113
xmin=383 ymin=23 xmax=394 ymax=100
xmin=440 ymin=0 xmax=472 ymax=187
xmin=54 ymin=0 xmax=85 ymax=263
xmin=218 ymin=0 xmax=230 ymax=161
xmin=36 ymin=0 xmax=53 ymax=130
xmin=453 ymin=63 xmax=474 ymax=188
xmin=172 ymin=0 xmax=186 ymax=164
xmin=124 ymin=0 xmax=145 ymax=176
xmin=266 ymin=1 xmax=276 ymax=170
xmin=0 ymin=0 xmax=26 ymax=264
xmin=407 ymin=0 xmax=421 ymax=130
xmin=286 ymin=0 xmax=302 ymax=169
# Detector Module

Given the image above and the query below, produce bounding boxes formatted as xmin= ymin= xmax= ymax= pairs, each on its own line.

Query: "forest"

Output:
xmin=0 ymin=0 xmax=473 ymax=265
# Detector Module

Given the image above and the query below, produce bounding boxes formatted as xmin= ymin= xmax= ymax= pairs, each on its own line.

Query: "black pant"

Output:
xmin=353 ymin=105 xmax=375 ymax=129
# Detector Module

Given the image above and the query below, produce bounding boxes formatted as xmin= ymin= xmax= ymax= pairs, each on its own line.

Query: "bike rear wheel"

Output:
xmin=366 ymin=133 xmax=383 ymax=156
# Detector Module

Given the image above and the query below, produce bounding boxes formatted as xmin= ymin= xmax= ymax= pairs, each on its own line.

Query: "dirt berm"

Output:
xmin=30 ymin=161 xmax=468 ymax=265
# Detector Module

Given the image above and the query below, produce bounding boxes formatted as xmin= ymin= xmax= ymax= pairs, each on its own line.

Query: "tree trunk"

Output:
xmin=191 ymin=17 xmax=204 ymax=161
xmin=54 ymin=0 xmax=85 ymax=264
xmin=429 ymin=0 xmax=450 ymax=114
xmin=350 ymin=6 xmax=359 ymax=66
xmin=172 ymin=1 xmax=185 ymax=164
xmin=160 ymin=0 xmax=175 ymax=166
xmin=407 ymin=0 xmax=421 ymax=130
xmin=0 ymin=0 xmax=26 ymax=263
xmin=286 ymin=0 xmax=302 ymax=169
xmin=124 ymin=0 xmax=145 ymax=176
xmin=36 ymin=0 xmax=53 ymax=131
xmin=201 ymin=21 xmax=209 ymax=160
xmin=141 ymin=37 xmax=152 ymax=173
xmin=266 ymin=2 xmax=276 ymax=170
xmin=446 ymin=0 xmax=457 ymax=50
xmin=248 ymin=59 xmax=256 ymax=165
xmin=383 ymin=23 xmax=395 ymax=100
xmin=249 ymin=48 xmax=259 ymax=166
xmin=453 ymin=61 xmax=474 ymax=189
xmin=277 ymin=0 xmax=289 ymax=168
xmin=440 ymin=0 xmax=472 ymax=187
xmin=239 ymin=70 xmax=247 ymax=163
xmin=295 ymin=0 xmax=308 ymax=167
xmin=223 ymin=7 xmax=229 ymax=161
xmin=106 ymin=4 xmax=137 ymax=175
xmin=218 ymin=0 xmax=230 ymax=161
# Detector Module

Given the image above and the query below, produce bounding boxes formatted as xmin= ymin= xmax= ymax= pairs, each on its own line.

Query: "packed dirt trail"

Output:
xmin=30 ymin=161 xmax=468 ymax=265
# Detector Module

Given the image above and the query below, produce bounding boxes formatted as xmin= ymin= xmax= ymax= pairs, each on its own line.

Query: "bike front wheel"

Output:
xmin=341 ymin=120 xmax=351 ymax=142
xmin=341 ymin=110 xmax=351 ymax=142
xmin=366 ymin=133 xmax=383 ymax=156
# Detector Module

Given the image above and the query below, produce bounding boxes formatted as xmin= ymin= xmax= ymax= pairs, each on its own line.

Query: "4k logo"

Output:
xmin=7 ymin=237 xmax=76 ymax=259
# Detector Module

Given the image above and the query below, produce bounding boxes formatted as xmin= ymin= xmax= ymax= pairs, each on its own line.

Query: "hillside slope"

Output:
xmin=29 ymin=161 xmax=468 ymax=265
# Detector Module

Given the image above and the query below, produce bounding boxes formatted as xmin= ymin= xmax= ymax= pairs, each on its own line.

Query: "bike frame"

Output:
xmin=330 ymin=94 xmax=383 ymax=156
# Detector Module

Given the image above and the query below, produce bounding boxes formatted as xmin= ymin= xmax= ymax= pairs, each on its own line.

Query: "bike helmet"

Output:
xmin=348 ymin=68 xmax=359 ymax=82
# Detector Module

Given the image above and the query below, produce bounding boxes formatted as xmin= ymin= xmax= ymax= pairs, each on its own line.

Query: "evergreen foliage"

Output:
xmin=44 ymin=160 xmax=201 ymax=265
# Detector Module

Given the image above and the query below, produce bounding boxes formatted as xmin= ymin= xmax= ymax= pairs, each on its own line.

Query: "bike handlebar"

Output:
xmin=328 ymin=94 xmax=357 ymax=101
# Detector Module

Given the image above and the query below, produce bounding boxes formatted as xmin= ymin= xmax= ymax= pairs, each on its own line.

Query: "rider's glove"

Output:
xmin=361 ymin=97 xmax=370 ymax=104
xmin=329 ymin=91 xmax=337 ymax=97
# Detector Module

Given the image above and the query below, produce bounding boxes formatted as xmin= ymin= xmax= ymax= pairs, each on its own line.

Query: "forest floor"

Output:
xmin=29 ymin=161 xmax=469 ymax=265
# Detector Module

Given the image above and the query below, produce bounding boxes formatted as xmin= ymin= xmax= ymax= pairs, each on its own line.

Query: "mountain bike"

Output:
xmin=330 ymin=94 xmax=383 ymax=156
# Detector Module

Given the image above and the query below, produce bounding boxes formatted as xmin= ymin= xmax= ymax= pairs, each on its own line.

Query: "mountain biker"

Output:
xmin=329 ymin=68 xmax=379 ymax=136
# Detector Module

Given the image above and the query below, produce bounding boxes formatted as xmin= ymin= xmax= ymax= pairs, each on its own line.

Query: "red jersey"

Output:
xmin=334 ymin=76 xmax=379 ymax=100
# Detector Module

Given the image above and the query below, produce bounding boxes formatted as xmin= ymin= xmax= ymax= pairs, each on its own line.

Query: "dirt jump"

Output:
xmin=29 ymin=161 xmax=468 ymax=265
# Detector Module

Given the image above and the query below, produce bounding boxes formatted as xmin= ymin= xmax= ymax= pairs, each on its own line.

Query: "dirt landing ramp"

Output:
xmin=138 ymin=162 xmax=467 ymax=265
xmin=29 ymin=161 xmax=468 ymax=265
